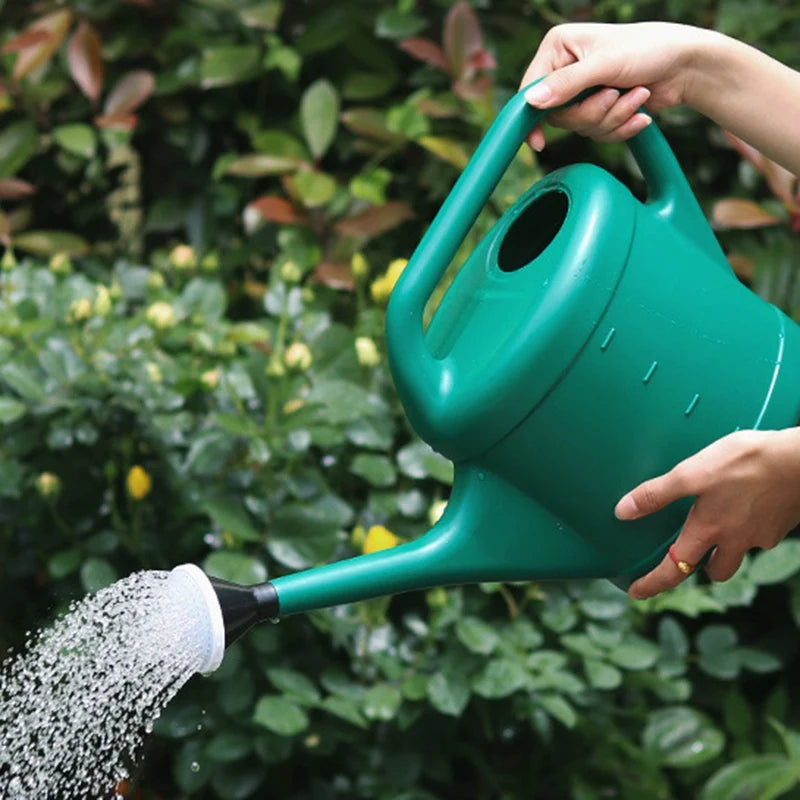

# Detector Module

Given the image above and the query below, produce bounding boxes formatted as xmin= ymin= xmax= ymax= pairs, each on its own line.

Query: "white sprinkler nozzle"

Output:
xmin=166 ymin=563 xmax=226 ymax=675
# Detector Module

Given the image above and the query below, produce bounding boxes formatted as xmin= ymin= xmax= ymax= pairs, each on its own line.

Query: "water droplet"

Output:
xmin=190 ymin=761 xmax=200 ymax=773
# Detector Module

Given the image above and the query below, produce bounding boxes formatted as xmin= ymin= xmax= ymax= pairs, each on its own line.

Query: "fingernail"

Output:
xmin=615 ymin=494 xmax=641 ymax=520
xmin=524 ymin=83 xmax=553 ymax=107
xmin=600 ymin=88 xmax=620 ymax=109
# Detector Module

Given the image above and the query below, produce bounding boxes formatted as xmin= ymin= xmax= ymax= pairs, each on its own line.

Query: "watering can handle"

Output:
xmin=386 ymin=79 xmax=726 ymax=420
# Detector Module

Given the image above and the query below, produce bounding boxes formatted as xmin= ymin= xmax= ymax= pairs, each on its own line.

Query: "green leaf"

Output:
xmin=203 ymin=497 xmax=262 ymax=543
xmin=206 ymin=730 xmax=252 ymax=763
xmin=455 ymin=616 xmax=499 ymax=655
xmin=375 ymin=8 xmax=427 ymax=39
xmin=583 ymin=658 xmax=623 ymax=690
xmin=700 ymin=755 xmax=797 ymax=800
xmin=203 ymin=551 xmax=268 ymax=585
xmin=52 ymin=123 xmax=97 ymax=159
xmin=363 ymin=684 xmax=401 ymax=721
xmin=201 ymin=45 xmax=261 ymax=88
xmin=643 ymin=707 xmax=725 ymax=768
xmin=606 ymin=636 xmax=660 ymax=670
xmin=0 ymin=397 xmax=25 ymax=423
xmin=320 ymin=695 xmax=367 ymax=729
xmin=266 ymin=667 xmax=320 ymax=705
xmin=291 ymin=170 xmax=336 ymax=208
xmin=0 ymin=121 xmax=38 ymax=177
xmin=349 ymin=453 xmax=396 ymax=488
xmin=472 ymin=659 xmax=530 ymax=699
xmin=178 ymin=278 xmax=227 ymax=321
xmin=253 ymin=695 xmax=308 ymax=736
xmin=300 ymin=79 xmax=339 ymax=160
xmin=750 ymin=540 xmax=800 ymax=584
xmin=226 ymin=153 xmax=300 ymax=177
xmin=13 ymin=230 xmax=89 ymax=257
xmin=80 ymin=557 xmax=117 ymax=593
xmin=269 ymin=493 xmax=352 ymax=569
xmin=397 ymin=440 xmax=453 ymax=484
xmin=577 ymin=580 xmax=630 ymax=620
xmin=307 ymin=378 xmax=373 ymax=424
xmin=536 ymin=694 xmax=578 ymax=728
xmin=239 ymin=2 xmax=282 ymax=29
xmin=427 ymin=672 xmax=470 ymax=717
xmin=47 ymin=548 xmax=82 ymax=579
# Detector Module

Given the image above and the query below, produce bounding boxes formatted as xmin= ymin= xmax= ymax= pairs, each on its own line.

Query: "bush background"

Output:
xmin=3 ymin=1 xmax=800 ymax=798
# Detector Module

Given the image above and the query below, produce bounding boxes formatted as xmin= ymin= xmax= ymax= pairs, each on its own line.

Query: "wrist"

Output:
xmin=680 ymin=28 xmax=745 ymax=111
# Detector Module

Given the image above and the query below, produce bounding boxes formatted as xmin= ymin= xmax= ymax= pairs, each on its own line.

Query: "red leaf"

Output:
xmin=103 ymin=70 xmax=155 ymax=116
xmin=7 ymin=10 xmax=72 ymax=82
xmin=68 ymin=22 xmax=104 ymax=106
xmin=249 ymin=196 xmax=304 ymax=224
xmin=0 ymin=178 xmax=36 ymax=200
xmin=453 ymin=74 xmax=493 ymax=101
xmin=398 ymin=38 xmax=448 ymax=71
xmin=468 ymin=48 xmax=496 ymax=72
xmin=443 ymin=1 xmax=483 ymax=78
xmin=94 ymin=111 xmax=139 ymax=130
xmin=313 ymin=260 xmax=355 ymax=291
xmin=1 ymin=29 xmax=53 ymax=53
xmin=711 ymin=198 xmax=781 ymax=229
xmin=334 ymin=201 xmax=413 ymax=238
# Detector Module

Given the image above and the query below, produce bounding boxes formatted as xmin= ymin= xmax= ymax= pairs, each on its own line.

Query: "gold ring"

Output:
xmin=669 ymin=545 xmax=694 ymax=575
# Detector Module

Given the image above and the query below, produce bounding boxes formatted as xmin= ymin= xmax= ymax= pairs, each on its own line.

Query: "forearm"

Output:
xmin=684 ymin=31 xmax=800 ymax=175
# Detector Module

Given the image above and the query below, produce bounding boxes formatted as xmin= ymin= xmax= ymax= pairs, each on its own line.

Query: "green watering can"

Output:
xmin=172 ymin=82 xmax=800 ymax=667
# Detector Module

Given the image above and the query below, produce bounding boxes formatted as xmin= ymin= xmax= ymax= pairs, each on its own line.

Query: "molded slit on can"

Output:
xmin=497 ymin=190 xmax=568 ymax=273
xmin=600 ymin=327 xmax=616 ymax=351
xmin=643 ymin=361 xmax=658 ymax=383
xmin=684 ymin=393 xmax=700 ymax=416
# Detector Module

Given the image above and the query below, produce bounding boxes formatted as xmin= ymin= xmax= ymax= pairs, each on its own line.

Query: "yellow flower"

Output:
xmin=49 ymin=252 xmax=72 ymax=275
xmin=169 ymin=244 xmax=196 ymax=270
xmin=68 ymin=297 xmax=92 ymax=322
xmin=283 ymin=397 xmax=305 ymax=415
xmin=93 ymin=285 xmax=112 ymax=316
xmin=126 ymin=465 xmax=152 ymax=500
xmin=146 ymin=301 xmax=177 ymax=329
xmin=145 ymin=362 xmax=163 ymax=383
xmin=201 ymin=368 xmax=220 ymax=389
xmin=355 ymin=336 xmax=380 ymax=367
xmin=350 ymin=252 xmax=368 ymax=281
xmin=428 ymin=499 xmax=448 ymax=526
xmin=284 ymin=342 xmax=312 ymax=371
xmin=370 ymin=258 xmax=407 ymax=303
xmin=35 ymin=472 xmax=61 ymax=498
xmin=147 ymin=271 xmax=165 ymax=290
xmin=362 ymin=525 xmax=400 ymax=554
xmin=280 ymin=260 xmax=302 ymax=283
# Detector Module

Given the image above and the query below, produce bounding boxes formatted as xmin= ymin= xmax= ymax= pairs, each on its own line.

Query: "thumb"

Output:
xmin=524 ymin=59 xmax=609 ymax=109
xmin=615 ymin=470 xmax=691 ymax=520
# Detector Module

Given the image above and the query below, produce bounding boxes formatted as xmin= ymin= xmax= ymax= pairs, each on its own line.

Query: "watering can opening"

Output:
xmin=497 ymin=189 xmax=569 ymax=273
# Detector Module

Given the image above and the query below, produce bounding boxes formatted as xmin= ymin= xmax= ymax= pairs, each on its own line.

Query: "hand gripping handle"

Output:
xmin=386 ymin=79 xmax=726 ymax=433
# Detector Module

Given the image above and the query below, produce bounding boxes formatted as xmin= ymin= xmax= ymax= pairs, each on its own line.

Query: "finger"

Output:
xmin=629 ymin=507 xmax=717 ymax=599
xmin=704 ymin=546 xmax=745 ymax=583
xmin=582 ymin=86 xmax=650 ymax=136
xmin=593 ymin=112 xmax=652 ymax=143
xmin=615 ymin=467 xmax=693 ymax=520
xmin=563 ymin=87 xmax=621 ymax=135
xmin=524 ymin=58 xmax=611 ymax=109
xmin=527 ymin=127 xmax=546 ymax=153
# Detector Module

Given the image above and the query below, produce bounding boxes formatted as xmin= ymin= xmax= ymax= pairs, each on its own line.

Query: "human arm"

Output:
xmin=615 ymin=428 xmax=800 ymax=599
xmin=520 ymin=22 xmax=800 ymax=176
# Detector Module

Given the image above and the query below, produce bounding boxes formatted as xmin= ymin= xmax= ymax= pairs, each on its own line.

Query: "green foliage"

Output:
xmin=4 ymin=0 xmax=800 ymax=798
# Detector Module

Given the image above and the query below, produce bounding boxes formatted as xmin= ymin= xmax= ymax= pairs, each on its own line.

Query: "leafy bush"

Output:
xmin=4 ymin=1 xmax=800 ymax=798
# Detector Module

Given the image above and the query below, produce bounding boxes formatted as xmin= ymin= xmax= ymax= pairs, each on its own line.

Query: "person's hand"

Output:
xmin=520 ymin=22 xmax=715 ymax=150
xmin=615 ymin=428 xmax=800 ymax=599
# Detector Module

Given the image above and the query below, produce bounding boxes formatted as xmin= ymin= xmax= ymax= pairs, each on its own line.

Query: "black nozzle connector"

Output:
xmin=209 ymin=578 xmax=280 ymax=648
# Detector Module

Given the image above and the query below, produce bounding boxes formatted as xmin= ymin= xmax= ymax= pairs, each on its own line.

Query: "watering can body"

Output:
xmin=267 ymin=83 xmax=800 ymax=618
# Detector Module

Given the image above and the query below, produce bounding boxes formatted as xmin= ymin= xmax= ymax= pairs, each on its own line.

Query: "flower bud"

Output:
xmin=49 ymin=252 xmax=72 ymax=275
xmin=93 ymin=285 xmax=112 ymax=316
xmin=284 ymin=342 xmax=312 ymax=371
xmin=68 ymin=297 xmax=92 ymax=322
xmin=169 ymin=244 xmax=196 ymax=270
xmin=146 ymin=271 xmax=165 ymax=290
xmin=280 ymin=260 xmax=302 ymax=283
xmin=146 ymin=301 xmax=177 ymax=330
xmin=35 ymin=472 xmax=61 ymax=499
xmin=126 ymin=465 xmax=152 ymax=500
xmin=201 ymin=368 xmax=220 ymax=389
xmin=350 ymin=252 xmax=368 ymax=281
xmin=428 ymin=499 xmax=448 ymax=526
xmin=362 ymin=525 xmax=400 ymax=554
xmin=355 ymin=336 xmax=380 ymax=367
